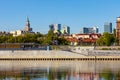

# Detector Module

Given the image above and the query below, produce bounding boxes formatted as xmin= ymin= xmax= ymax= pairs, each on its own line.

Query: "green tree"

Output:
xmin=57 ymin=37 xmax=69 ymax=45
xmin=44 ymin=30 xmax=57 ymax=45
xmin=96 ymin=32 xmax=115 ymax=46
xmin=19 ymin=33 xmax=41 ymax=43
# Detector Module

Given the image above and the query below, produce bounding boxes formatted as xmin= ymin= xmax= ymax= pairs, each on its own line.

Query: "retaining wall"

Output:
xmin=0 ymin=50 xmax=119 ymax=60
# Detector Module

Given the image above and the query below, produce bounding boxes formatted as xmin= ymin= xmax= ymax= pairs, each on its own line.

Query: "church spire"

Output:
xmin=27 ymin=17 xmax=29 ymax=22
xmin=24 ymin=17 xmax=32 ymax=32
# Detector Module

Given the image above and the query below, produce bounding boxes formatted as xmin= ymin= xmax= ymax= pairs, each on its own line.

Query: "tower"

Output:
xmin=24 ymin=17 xmax=32 ymax=32
xmin=49 ymin=24 xmax=61 ymax=34
xmin=104 ymin=22 xmax=112 ymax=33
xmin=116 ymin=17 xmax=120 ymax=45
xmin=61 ymin=25 xmax=70 ymax=35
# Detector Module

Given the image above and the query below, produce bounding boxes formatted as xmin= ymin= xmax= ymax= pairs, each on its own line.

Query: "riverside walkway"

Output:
xmin=0 ymin=50 xmax=120 ymax=60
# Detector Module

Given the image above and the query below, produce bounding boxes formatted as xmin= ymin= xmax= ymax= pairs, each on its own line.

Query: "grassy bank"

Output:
xmin=95 ymin=46 xmax=120 ymax=50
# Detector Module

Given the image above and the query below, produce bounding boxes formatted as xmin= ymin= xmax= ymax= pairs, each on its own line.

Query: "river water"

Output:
xmin=0 ymin=60 xmax=119 ymax=80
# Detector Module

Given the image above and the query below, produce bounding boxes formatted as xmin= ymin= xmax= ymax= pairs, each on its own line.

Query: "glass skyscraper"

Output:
xmin=104 ymin=22 xmax=112 ymax=33
xmin=81 ymin=27 xmax=99 ymax=34
xmin=49 ymin=24 xmax=61 ymax=33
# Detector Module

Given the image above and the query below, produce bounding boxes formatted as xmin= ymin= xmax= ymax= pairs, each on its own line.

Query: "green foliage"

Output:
xmin=100 ymin=73 xmax=113 ymax=80
xmin=100 ymin=69 xmax=113 ymax=80
xmin=0 ymin=31 xmax=69 ymax=45
xmin=44 ymin=30 xmax=56 ymax=45
xmin=115 ymin=71 xmax=120 ymax=80
xmin=102 ymin=48 xmax=111 ymax=50
xmin=57 ymin=37 xmax=69 ymax=45
xmin=96 ymin=32 xmax=115 ymax=46
xmin=0 ymin=33 xmax=43 ymax=43
xmin=43 ymin=30 xmax=69 ymax=45
xmin=51 ymin=45 xmax=58 ymax=50
xmin=118 ymin=48 xmax=120 ymax=50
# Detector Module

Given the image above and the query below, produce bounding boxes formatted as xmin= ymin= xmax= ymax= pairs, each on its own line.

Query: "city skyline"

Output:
xmin=0 ymin=0 xmax=120 ymax=33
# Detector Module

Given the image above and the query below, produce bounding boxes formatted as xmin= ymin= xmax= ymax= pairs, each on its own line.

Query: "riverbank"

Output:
xmin=0 ymin=50 xmax=120 ymax=60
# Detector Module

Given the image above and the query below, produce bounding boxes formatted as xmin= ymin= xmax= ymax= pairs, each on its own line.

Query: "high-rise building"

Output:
xmin=93 ymin=27 xmax=99 ymax=33
xmin=104 ymin=22 xmax=112 ymax=33
xmin=24 ymin=17 xmax=32 ymax=32
xmin=80 ymin=27 xmax=99 ymax=34
xmin=116 ymin=17 xmax=120 ymax=45
xmin=82 ymin=27 xmax=89 ymax=34
xmin=61 ymin=25 xmax=70 ymax=35
xmin=49 ymin=24 xmax=61 ymax=33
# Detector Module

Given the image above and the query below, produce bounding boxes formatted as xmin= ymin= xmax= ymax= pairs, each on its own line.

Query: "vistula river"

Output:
xmin=0 ymin=60 xmax=119 ymax=80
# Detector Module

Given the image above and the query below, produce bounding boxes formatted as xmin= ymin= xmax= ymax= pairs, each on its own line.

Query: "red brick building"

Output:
xmin=65 ymin=34 xmax=101 ymax=45
xmin=116 ymin=17 xmax=120 ymax=45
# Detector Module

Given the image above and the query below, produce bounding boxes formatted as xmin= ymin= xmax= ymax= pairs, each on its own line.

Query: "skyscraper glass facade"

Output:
xmin=104 ymin=22 xmax=112 ymax=33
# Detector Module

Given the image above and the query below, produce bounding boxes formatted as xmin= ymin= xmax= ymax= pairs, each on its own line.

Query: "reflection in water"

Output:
xmin=0 ymin=61 xmax=119 ymax=80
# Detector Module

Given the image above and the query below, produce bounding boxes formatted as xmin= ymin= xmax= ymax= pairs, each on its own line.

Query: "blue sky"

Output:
xmin=0 ymin=0 xmax=120 ymax=34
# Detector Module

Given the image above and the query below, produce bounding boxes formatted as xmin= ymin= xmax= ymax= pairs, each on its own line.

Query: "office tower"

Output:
xmin=93 ymin=27 xmax=99 ymax=33
xmin=49 ymin=24 xmax=61 ymax=33
xmin=104 ymin=22 xmax=112 ymax=33
xmin=61 ymin=25 xmax=70 ymax=35
xmin=81 ymin=27 xmax=99 ymax=34
xmin=81 ymin=27 xmax=89 ymax=34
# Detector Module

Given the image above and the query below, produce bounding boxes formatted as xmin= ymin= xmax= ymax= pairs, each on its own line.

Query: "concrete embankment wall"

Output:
xmin=0 ymin=50 xmax=87 ymax=58
xmin=0 ymin=50 xmax=120 ymax=60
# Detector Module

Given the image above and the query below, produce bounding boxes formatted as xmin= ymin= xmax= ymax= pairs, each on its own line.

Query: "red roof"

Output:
xmin=66 ymin=38 xmax=79 ymax=42
xmin=66 ymin=38 xmax=97 ymax=43
xmin=80 ymin=38 xmax=97 ymax=43
xmin=74 ymin=34 xmax=101 ymax=37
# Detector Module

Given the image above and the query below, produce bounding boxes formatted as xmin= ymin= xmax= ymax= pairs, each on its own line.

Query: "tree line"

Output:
xmin=0 ymin=30 xmax=69 ymax=45
xmin=0 ymin=29 xmax=119 ymax=46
